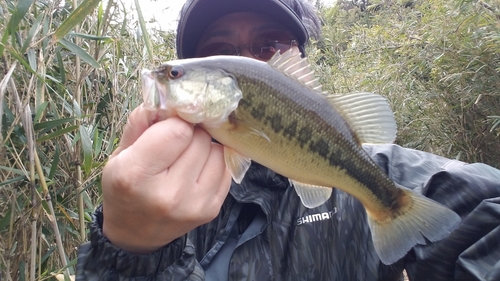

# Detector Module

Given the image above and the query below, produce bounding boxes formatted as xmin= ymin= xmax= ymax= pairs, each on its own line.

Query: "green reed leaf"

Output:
xmin=79 ymin=125 xmax=93 ymax=175
xmin=58 ymin=38 xmax=101 ymax=69
xmin=93 ymin=129 xmax=102 ymax=157
xmin=20 ymin=12 xmax=45 ymax=54
xmin=0 ymin=176 xmax=27 ymax=187
xmin=36 ymin=125 xmax=78 ymax=143
xmin=34 ymin=117 xmax=76 ymax=131
xmin=8 ymin=0 xmax=35 ymax=31
xmin=52 ymin=0 xmax=102 ymax=43
xmin=0 ymin=209 xmax=12 ymax=230
xmin=56 ymin=48 xmax=66 ymax=83
xmin=134 ymin=0 xmax=152 ymax=60
xmin=49 ymin=144 xmax=61 ymax=180
xmin=34 ymin=102 xmax=49 ymax=123
xmin=68 ymin=32 xmax=113 ymax=42
xmin=1 ymin=0 xmax=35 ymax=56
xmin=0 ymin=166 xmax=26 ymax=176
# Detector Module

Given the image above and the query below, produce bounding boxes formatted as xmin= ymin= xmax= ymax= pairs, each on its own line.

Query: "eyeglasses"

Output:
xmin=198 ymin=31 xmax=298 ymax=61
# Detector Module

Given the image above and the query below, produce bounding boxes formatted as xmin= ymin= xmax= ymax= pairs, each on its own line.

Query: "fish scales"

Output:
xmin=142 ymin=50 xmax=461 ymax=265
xmin=208 ymin=58 xmax=404 ymax=216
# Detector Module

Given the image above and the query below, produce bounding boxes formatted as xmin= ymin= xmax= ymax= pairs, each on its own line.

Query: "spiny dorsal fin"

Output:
xmin=268 ymin=49 xmax=323 ymax=92
xmin=327 ymin=92 xmax=397 ymax=144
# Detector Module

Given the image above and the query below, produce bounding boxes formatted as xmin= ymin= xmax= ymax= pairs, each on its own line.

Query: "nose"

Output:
xmin=237 ymin=45 xmax=269 ymax=61
xmin=238 ymin=47 xmax=254 ymax=59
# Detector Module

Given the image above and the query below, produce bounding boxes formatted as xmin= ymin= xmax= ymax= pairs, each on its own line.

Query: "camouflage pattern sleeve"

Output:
xmin=75 ymin=205 xmax=205 ymax=281
xmin=364 ymin=144 xmax=500 ymax=281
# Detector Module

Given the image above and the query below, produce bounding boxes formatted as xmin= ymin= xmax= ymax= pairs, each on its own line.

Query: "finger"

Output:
xmin=168 ymin=127 xmax=213 ymax=181
xmin=197 ymin=142 xmax=232 ymax=195
xmin=125 ymin=117 xmax=195 ymax=175
xmin=112 ymin=105 xmax=158 ymax=157
xmin=211 ymin=164 xmax=232 ymax=207
xmin=198 ymin=144 xmax=232 ymax=217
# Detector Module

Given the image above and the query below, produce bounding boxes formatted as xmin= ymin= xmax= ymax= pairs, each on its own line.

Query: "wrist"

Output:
xmin=98 ymin=205 xmax=178 ymax=254
xmin=88 ymin=207 xmax=189 ymax=277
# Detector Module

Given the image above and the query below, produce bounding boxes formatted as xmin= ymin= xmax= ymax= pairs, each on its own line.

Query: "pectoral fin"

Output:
xmin=224 ymin=146 xmax=251 ymax=183
xmin=291 ymin=180 xmax=332 ymax=208
xmin=229 ymin=117 xmax=270 ymax=142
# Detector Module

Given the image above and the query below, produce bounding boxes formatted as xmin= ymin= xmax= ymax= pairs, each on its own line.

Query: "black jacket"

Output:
xmin=76 ymin=144 xmax=500 ymax=280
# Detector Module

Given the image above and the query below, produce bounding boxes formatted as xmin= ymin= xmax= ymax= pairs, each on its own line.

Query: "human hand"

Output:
xmin=101 ymin=105 xmax=232 ymax=254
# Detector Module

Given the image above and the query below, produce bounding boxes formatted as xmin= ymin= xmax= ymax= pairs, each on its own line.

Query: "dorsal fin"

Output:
xmin=327 ymin=92 xmax=397 ymax=144
xmin=267 ymin=49 xmax=323 ymax=92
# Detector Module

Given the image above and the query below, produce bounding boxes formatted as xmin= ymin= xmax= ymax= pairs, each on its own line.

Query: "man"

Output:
xmin=76 ymin=0 xmax=500 ymax=280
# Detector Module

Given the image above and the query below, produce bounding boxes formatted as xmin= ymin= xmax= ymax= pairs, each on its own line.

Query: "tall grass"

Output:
xmin=0 ymin=0 xmax=175 ymax=279
xmin=310 ymin=0 xmax=500 ymax=166
xmin=1 ymin=0 xmax=499 ymax=280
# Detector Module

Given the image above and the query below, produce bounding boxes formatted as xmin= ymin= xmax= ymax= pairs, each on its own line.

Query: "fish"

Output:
xmin=140 ymin=50 xmax=461 ymax=265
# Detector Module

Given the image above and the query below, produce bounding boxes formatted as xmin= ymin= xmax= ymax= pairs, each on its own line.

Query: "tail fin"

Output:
xmin=367 ymin=189 xmax=461 ymax=265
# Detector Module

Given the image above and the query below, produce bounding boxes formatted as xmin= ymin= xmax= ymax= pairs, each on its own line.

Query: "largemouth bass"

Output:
xmin=141 ymin=50 xmax=461 ymax=265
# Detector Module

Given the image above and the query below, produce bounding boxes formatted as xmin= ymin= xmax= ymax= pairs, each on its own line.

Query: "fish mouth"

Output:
xmin=141 ymin=69 xmax=170 ymax=110
xmin=141 ymin=68 xmax=211 ymax=123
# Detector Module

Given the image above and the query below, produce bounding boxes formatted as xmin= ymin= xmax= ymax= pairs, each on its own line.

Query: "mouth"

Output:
xmin=141 ymin=69 xmax=171 ymax=110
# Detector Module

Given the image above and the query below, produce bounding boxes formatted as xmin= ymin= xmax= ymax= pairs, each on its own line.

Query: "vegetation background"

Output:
xmin=0 ymin=0 xmax=498 ymax=280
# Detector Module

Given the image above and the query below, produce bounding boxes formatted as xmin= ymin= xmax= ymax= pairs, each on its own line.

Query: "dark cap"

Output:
xmin=176 ymin=0 xmax=309 ymax=59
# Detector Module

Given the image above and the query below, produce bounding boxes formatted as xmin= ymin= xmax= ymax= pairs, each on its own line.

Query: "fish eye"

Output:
xmin=168 ymin=66 xmax=184 ymax=79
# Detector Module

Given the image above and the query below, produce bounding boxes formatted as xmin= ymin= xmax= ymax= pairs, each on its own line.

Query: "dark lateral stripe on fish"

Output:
xmin=236 ymin=78 xmax=403 ymax=213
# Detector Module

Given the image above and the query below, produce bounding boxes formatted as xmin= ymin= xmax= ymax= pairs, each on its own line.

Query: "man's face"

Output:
xmin=195 ymin=12 xmax=301 ymax=61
